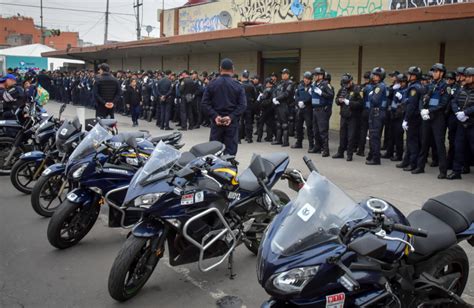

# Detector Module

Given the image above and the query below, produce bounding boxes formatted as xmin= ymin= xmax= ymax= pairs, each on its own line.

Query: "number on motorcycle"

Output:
xmin=326 ymin=293 xmax=345 ymax=308
xmin=297 ymin=203 xmax=316 ymax=222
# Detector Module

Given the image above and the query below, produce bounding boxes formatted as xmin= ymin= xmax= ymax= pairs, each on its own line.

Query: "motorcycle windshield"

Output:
xmin=132 ymin=141 xmax=181 ymax=186
xmin=271 ymin=172 xmax=367 ymax=256
xmin=68 ymin=123 xmax=112 ymax=162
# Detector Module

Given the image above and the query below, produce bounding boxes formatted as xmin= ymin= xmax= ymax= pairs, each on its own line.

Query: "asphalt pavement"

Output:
xmin=1 ymin=102 xmax=473 ymax=307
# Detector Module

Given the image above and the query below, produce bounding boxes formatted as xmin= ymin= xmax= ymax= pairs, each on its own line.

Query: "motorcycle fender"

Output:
xmin=132 ymin=218 xmax=165 ymax=238
xmin=19 ymin=151 xmax=45 ymax=162
xmin=66 ymin=188 xmax=95 ymax=207
xmin=41 ymin=163 xmax=65 ymax=177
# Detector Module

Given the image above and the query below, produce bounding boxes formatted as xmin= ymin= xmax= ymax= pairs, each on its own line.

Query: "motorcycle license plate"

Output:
xmin=326 ymin=293 xmax=345 ymax=308
xmin=42 ymin=167 xmax=52 ymax=176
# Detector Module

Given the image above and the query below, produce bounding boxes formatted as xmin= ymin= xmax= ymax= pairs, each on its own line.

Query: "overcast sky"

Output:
xmin=2 ymin=0 xmax=187 ymax=45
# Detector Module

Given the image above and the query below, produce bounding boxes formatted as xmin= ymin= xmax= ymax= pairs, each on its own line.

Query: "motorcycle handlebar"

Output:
xmin=303 ymin=156 xmax=318 ymax=173
xmin=392 ymin=223 xmax=428 ymax=238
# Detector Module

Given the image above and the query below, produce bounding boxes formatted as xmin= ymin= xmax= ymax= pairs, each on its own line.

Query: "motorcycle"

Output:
xmin=107 ymin=143 xmax=291 ymax=302
xmin=258 ymin=156 xmax=474 ymax=307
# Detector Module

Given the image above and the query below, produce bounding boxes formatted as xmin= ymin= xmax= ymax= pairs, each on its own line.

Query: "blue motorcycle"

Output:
xmin=258 ymin=156 xmax=474 ymax=307
xmin=107 ymin=143 xmax=293 ymax=301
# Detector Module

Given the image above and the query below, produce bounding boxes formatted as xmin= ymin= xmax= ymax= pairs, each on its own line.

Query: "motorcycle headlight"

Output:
xmin=134 ymin=193 xmax=165 ymax=208
xmin=272 ymin=266 xmax=319 ymax=294
xmin=72 ymin=163 xmax=88 ymax=179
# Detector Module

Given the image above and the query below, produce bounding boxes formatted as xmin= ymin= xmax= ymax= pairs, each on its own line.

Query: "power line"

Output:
xmin=0 ymin=2 xmax=135 ymax=16
xmin=82 ymin=14 xmax=105 ymax=37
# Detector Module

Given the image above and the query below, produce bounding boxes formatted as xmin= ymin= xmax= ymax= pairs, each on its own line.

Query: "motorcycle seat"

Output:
xmin=407 ymin=210 xmax=457 ymax=260
xmin=0 ymin=120 xmax=21 ymax=128
xmin=176 ymin=152 xmax=196 ymax=168
xmin=98 ymin=119 xmax=118 ymax=128
xmin=237 ymin=152 xmax=288 ymax=192
xmin=422 ymin=191 xmax=474 ymax=233
xmin=189 ymin=141 xmax=225 ymax=157
xmin=150 ymin=133 xmax=177 ymax=143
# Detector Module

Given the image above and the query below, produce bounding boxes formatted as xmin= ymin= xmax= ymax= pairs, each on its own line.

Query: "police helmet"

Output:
xmin=340 ymin=73 xmax=353 ymax=86
xmin=303 ymin=71 xmax=313 ymax=79
xmin=389 ymin=70 xmax=400 ymax=77
xmin=371 ymin=67 xmax=386 ymax=80
xmin=407 ymin=66 xmax=422 ymax=79
xmin=445 ymin=71 xmax=456 ymax=80
xmin=324 ymin=72 xmax=331 ymax=82
xmin=431 ymin=63 xmax=446 ymax=73
xmin=363 ymin=71 xmax=371 ymax=80
xmin=281 ymin=68 xmax=290 ymax=75
xmin=313 ymin=67 xmax=325 ymax=75
xmin=456 ymin=67 xmax=466 ymax=76
xmin=242 ymin=70 xmax=250 ymax=78
xmin=396 ymin=73 xmax=407 ymax=83
xmin=264 ymin=77 xmax=272 ymax=85
xmin=464 ymin=67 xmax=474 ymax=76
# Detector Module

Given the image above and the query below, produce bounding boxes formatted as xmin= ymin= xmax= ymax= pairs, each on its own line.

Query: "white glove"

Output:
xmin=402 ymin=120 xmax=408 ymax=131
xmin=272 ymin=98 xmax=280 ymax=105
xmin=314 ymin=87 xmax=322 ymax=95
xmin=392 ymin=83 xmax=401 ymax=90
xmin=456 ymin=111 xmax=469 ymax=122
xmin=2 ymin=90 xmax=15 ymax=102
xmin=395 ymin=92 xmax=403 ymax=100
xmin=257 ymin=93 xmax=263 ymax=102
xmin=369 ymin=91 xmax=374 ymax=96
xmin=151 ymin=96 xmax=155 ymax=102
xmin=420 ymin=109 xmax=429 ymax=116
xmin=344 ymin=99 xmax=350 ymax=106
xmin=298 ymin=101 xmax=305 ymax=109
xmin=308 ymin=88 xmax=312 ymax=94
xmin=174 ymin=98 xmax=178 ymax=104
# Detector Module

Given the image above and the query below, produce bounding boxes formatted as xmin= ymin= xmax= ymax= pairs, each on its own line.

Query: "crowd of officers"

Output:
xmin=2 ymin=62 xmax=472 ymax=180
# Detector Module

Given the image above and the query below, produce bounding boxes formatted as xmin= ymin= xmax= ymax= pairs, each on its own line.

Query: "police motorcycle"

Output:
xmin=0 ymin=101 xmax=64 ymax=175
xmin=9 ymin=104 xmax=70 ymax=193
xmin=107 ymin=143 xmax=291 ymax=302
xmin=47 ymin=125 xmax=222 ymax=249
xmin=258 ymin=156 xmax=474 ymax=308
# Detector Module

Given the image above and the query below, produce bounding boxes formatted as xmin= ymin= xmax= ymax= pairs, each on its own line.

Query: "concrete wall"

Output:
xmin=189 ymin=53 xmax=219 ymax=74
xmin=163 ymin=55 xmax=188 ymax=72
xmin=445 ymin=40 xmax=474 ymax=69
xmin=142 ymin=56 xmax=162 ymax=71
xmin=221 ymin=51 xmax=258 ymax=77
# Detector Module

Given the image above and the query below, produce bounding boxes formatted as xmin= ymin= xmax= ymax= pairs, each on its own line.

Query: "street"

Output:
xmin=1 ymin=102 xmax=473 ymax=308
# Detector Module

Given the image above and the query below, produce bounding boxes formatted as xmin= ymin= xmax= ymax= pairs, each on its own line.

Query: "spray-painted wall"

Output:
xmin=173 ymin=0 xmax=470 ymax=35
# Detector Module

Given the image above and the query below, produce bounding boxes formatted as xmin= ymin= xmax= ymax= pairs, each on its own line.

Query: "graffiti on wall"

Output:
xmin=179 ymin=4 xmax=233 ymax=34
xmin=312 ymin=0 xmax=383 ymax=19
xmin=231 ymin=0 xmax=314 ymax=22
xmin=389 ymin=0 xmax=467 ymax=10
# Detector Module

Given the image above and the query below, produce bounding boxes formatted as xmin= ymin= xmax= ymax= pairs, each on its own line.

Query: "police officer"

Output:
xmin=177 ymin=70 xmax=197 ymax=131
xmin=445 ymin=71 xmax=458 ymax=169
xmin=448 ymin=67 xmax=474 ymax=179
xmin=191 ymin=70 xmax=204 ymax=129
xmin=93 ymin=63 xmax=121 ymax=119
xmin=382 ymin=71 xmax=399 ymax=153
xmin=310 ymin=67 xmax=334 ymax=156
xmin=366 ymin=67 xmax=388 ymax=165
xmin=0 ymin=74 xmax=24 ymax=120
xmin=356 ymin=71 xmax=372 ymax=156
xmin=240 ymin=70 xmax=257 ymax=143
xmin=292 ymin=71 xmax=314 ymax=149
xmin=397 ymin=66 xmax=423 ymax=171
xmin=385 ymin=73 xmax=408 ymax=161
xmin=412 ymin=63 xmax=450 ymax=178
xmin=256 ymin=78 xmax=275 ymax=143
xmin=271 ymin=68 xmax=293 ymax=147
xmin=332 ymin=73 xmax=363 ymax=161
xmin=202 ymin=58 xmax=247 ymax=155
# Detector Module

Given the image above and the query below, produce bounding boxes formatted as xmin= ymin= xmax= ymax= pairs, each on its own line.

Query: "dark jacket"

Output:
xmin=93 ymin=72 xmax=121 ymax=106
xmin=124 ymin=85 xmax=142 ymax=107
xmin=335 ymin=84 xmax=363 ymax=118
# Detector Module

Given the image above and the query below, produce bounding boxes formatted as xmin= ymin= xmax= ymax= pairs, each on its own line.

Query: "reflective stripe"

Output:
xmin=381 ymin=100 xmax=388 ymax=108
xmin=312 ymin=98 xmax=321 ymax=106
xmin=429 ymin=98 xmax=440 ymax=107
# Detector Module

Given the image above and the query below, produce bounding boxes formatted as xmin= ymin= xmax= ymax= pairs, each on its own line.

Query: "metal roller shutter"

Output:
xmin=142 ymin=56 xmax=163 ymax=71
xmin=163 ymin=55 xmax=188 ymax=72
xmin=301 ymin=46 xmax=359 ymax=129
xmin=445 ymin=41 xmax=474 ymax=70
xmin=189 ymin=53 xmax=219 ymax=74
xmin=123 ymin=57 xmax=140 ymax=71
xmin=221 ymin=51 xmax=258 ymax=76
xmin=107 ymin=58 xmax=122 ymax=71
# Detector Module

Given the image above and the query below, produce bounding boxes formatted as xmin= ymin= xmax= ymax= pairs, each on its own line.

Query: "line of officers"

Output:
xmin=238 ymin=64 xmax=473 ymax=180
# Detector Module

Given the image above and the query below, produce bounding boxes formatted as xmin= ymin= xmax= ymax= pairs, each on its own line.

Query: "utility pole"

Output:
xmin=40 ymin=0 xmax=45 ymax=44
xmin=134 ymin=0 xmax=142 ymax=40
xmin=104 ymin=0 xmax=110 ymax=44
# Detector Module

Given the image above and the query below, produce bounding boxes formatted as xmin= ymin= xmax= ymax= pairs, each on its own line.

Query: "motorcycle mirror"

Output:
xmin=249 ymin=154 xmax=267 ymax=181
xmin=59 ymin=103 xmax=67 ymax=117
xmin=347 ymin=233 xmax=387 ymax=259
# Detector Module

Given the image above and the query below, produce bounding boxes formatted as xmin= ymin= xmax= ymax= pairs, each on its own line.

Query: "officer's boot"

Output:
xmin=291 ymin=140 xmax=302 ymax=149
xmin=288 ymin=119 xmax=295 ymax=137
xmin=272 ymin=124 xmax=283 ymax=145
xmin=282 ymin=128 xmax=289 ymax=147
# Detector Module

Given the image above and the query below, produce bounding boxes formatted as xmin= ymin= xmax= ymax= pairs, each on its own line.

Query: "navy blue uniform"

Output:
xmin=357 ymin=83 xmax=373 ymax=155
xmin=311 ymin=80 xmax=334 ymax=154
xmin=367 ymin=81 xmax=388 ymax=163
xmin=401 ymin=81 xmax=423 ymax=169
xmin=294 ymin=82 xmax=314 ymax=148
xmin=386 ymin=86 xmax=408 ymax=160
xmin=240 ymin=79 xmax=257 ymax=142
xmin=202 ymin=75 xmax=247 ymax=155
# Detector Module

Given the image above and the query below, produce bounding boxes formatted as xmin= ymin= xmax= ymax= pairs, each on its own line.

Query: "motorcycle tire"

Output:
xmin=245 ymin=189 xmax=290 ymax=255
xmin=10 ymin=159 xmax=42 ymax=194
xmin=47 ymin=199 xmax=100 ymax=249
xmin=416 ymin=245 xmax=469 ymax=297
xmin=0 ymin=136 xmax=24 ymax=175
xmin=108 ymin=235 xmax=161 ymax=302
xmin=31 ymin=173 xmax=68 ymax=217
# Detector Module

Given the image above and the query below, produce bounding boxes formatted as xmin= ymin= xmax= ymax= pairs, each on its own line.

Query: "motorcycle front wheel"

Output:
xmin=47 ymin=199 xmax=100 ymax=249
xmin=10 ymin=159 xmax=43 ymax=194
xmin=108 ymin=235 xmax=162 ymax=302
xmin=31 ymin=173 xmax=68 ymax=217
xmin=0 ymin=137 xmax=23 ymax=175
xmin=245 ymin=189 xmax=290 ymax=255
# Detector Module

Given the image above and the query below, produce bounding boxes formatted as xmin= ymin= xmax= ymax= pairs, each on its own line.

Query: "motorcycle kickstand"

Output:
xmin=228 ymin=251 xmax=236 ymax=280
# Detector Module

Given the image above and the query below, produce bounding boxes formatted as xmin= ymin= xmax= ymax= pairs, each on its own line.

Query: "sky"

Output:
xmin=2 ymin=0 xmax=188 ymax=45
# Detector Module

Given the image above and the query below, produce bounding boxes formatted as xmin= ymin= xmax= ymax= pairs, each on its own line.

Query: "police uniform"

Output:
xmin=413 ymin=63 xmax=450 ymax=178
xmin=332 ymin=74 xmax=363 ymax=161
xmin=293 ymin=74 xmax=315 ymax=150
xmin=240 ymin=71 xmax=257 ymax=143
xmin=366 ymin=67 xmax=388 ymax=165
xmin=385 ymin=74 xmax=408 ymax=161
xmin=201 ymin=59 xmax=247 ymax=155
xmin=178 ymin=74 xmax=198 ymax=130
xmin=192 ymin=74 xmax=204 ymax=129
xmin=256 ymin=80 xmax=275 ymax=143
xmin=271 ymin=69 xmax=294 ymax=147
xmin=357 ymin=73 xmax=373 ymax=156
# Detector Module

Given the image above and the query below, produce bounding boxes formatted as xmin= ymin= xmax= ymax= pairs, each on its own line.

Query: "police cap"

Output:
xmin=242 ymin=70 xmax=250 ymax=78
xmin=220 ymin=58 xmax=234 ymax=70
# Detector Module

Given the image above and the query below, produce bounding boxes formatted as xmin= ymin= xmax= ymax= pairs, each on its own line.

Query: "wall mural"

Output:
xmin=176 ymin=0 xmax=469 ymax=34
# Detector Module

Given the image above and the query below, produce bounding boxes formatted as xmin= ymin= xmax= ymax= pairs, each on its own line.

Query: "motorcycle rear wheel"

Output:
xmin=245 ymin=189 xmax=290 ymax=255
xmin=47 ymin=199 xmax=100 ymax=249
xmin=10 ymin=159 xmax=42 ymax=194
xmin=108 ymin=235 xmax=161 ymax=302
xmin=31 ymin=173 xmax=68 ymax=217
xmin=0 ymin=137 xmax=23 ymax=175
